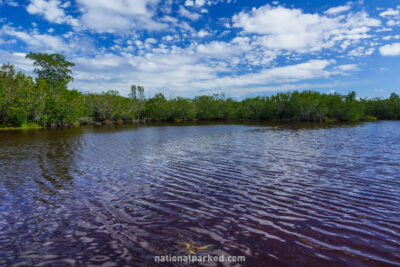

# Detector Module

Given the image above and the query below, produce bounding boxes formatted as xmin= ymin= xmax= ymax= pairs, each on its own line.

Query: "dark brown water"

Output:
xmin=0 ymin=122 xmax=399 ymax=266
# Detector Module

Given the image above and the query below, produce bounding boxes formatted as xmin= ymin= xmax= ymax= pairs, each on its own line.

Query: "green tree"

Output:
xmin=129 ymin=85 xmax=146 ymax=121
xmin=145 ymin=93 xmax=168 ymax=120
xmin=26 ymin=52 xmax=75 ymax=88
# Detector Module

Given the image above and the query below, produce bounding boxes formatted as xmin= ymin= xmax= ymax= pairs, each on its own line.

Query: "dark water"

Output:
xmin=0 ymin=121 xmax=399 ymax=266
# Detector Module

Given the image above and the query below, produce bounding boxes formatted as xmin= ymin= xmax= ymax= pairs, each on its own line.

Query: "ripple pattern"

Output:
xmin=0 ymin=122 xmax=400 ymax=266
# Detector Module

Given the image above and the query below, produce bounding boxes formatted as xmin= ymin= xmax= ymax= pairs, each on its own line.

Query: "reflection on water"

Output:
xmin=0 ymin=122 xmax=400 ymax=266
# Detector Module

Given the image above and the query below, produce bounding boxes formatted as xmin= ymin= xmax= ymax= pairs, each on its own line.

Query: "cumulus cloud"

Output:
xmin=0 ymin=0 xmax=18 ymax=7
xmin=197 ymin=41 xmax=248 ymax=56
xmin=0 ymin=50 xmax=34 ymax=72
xmin=70 ymin=51 xmax=219 ymax=95
xmin=210 ymin=60 xmax=335 ymax=88
xmin=347 ymin=46 xmax=375 ymax=57
xmin=0 ymin=25 xmax=95 ymax=54
xmin=379 ymin=7 xmax=400 ymax=27
xmin=27 ymin=0 xmax=79 ymax=26
xmin=184 ymin=0 xmax=194 ymax=7
xmin=3 ymin=1 xmax=398 ymax=97
xmin=1 ymin=25 xmax=66 ymax=51
xmin=379 ymin=43 xmax=400 ymax=56
xmin=335 ymin=64 xmax=358 ymax=71
xmin=0 ymin=43 xmax=343 ymax=97
xmin=70 ymin=45 xmax=337 ymax=96
xmin=325 ymin=5 xmax=351 ymax=15
xmin=179 ymin=6 xmax=201 ymax=20
xmin=195 ymin=0 xmax=205 ymax=6
xmin=197 ymin=29 xmax=210 ymax=37
xmin=233 ymin=5 xmax=380 ymax=53
xmin=76 ymin=0 xmax=167 ymax=33
xmin=379 ymin=9 xmax=399 ymax=17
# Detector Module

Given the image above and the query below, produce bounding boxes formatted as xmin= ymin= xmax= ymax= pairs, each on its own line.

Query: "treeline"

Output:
xmin=1 ymin=53 xmax=400 ymax=128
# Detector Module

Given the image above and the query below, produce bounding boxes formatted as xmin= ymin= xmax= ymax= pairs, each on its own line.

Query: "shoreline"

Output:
xmin=0 ymin=118 xmax=384 ymax=131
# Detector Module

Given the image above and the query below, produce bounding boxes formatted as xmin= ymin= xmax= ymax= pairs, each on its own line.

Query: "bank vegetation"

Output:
xmin=1 ymin=53 xmax=400 ymax=128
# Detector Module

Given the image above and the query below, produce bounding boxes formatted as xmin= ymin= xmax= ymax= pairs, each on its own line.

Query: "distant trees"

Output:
xmin=194 ymin=94 xmax=229 ymax=120
xmin=1 ymin=54 xmax=400 ymax=128
xmin=364 ymin=93 xmax=400 ymax=120
xmin=129 ymin=85 xmax=145 ymax=121
xmin=168 ymin=97 xmax=196 ymax=121
xmin=85 ymin=90 xmax=136 ymax=122
xmin=0 ymin=64 xmax=36 ymax=126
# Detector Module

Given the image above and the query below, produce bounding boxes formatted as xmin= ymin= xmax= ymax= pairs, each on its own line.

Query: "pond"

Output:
xmin=0 ymin=121 xmax=399 ymax=266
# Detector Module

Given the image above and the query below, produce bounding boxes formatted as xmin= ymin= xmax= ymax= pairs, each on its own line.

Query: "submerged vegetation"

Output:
xmin=1 ymin=53 xmax=400 ymax=128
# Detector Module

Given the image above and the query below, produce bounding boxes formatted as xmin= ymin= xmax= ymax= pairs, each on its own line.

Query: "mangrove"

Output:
xmin=1 ymin=53 xmax=400 ymax=128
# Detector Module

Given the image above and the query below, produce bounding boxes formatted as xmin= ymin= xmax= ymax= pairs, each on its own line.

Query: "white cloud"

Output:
xmin=163 ymin=35 xmax=174 ymax=41
xmin=184 ymin=0 xmax=194 ymax=6
xmin=376 ymin=27 xmax=392 ymax=32
xmin=325 ymin=5 xmax=351 ymax=15
xmin=70 ymin=50 xmax=219 ymax=95
xmin=208 ymin=60 xmax=335 ymax=88
xmin=0 ymin=25 xmax=95 ymax=54
xmin=380 ymin=9 xmax=399 ymax=17
xmin=336 ymin=64 xmax=358 ymax=71
xmin=70 ymin=51 xmax=341 ymax=97
xmin=379 ymin=43 xmax=400 ymax=56
xmin=387 ymin=20 xmax=400 ymax=26
xmin=179 ymin=6 xmax=201 ymax=20
xmin=197 ymin=29 xmax=209 ymax=37
xmin=4 ymin=1 xmax=396 ymax=97
xmin=196 ymin=40 xmax=253 ymax=61
xmin=383 ymin=35 xmax=400 ymax=40
xmin=379 ymin=7 xmax=400 ymax=27
xmin=27 ymin=0 xmax=79 ymax=26
xmin=5 ymin=0 xmax=18 ymax=7
xmin=0 ymin=38 xmax=16 ymax=45
xmin=226 ymin=82 xmax=349 ymax=96
xmin=348 ymin=46 xmax=375 ymax=56
xmin=1 ymin=25 xmax=66 ymax=51
xmin=197 ymin=41 xmax=235 ymax=56
xmin=195 ymin=0 xmax=205 ymax=6
xmin=76 ymin=0 xmax=166 ymax=33
xmin=233 ymin=5 xmax=381 ymax=53
xmin=60 ymin=1 xmax=70 ymax=8
xmin=0 ymin=50 xmax=34 ymax=73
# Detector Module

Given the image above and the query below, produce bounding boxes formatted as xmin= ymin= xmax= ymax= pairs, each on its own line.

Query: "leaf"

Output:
xmin=196 ymin=245 xmax=211 ymax=250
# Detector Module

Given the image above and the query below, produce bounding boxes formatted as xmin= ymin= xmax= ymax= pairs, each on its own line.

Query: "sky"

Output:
xmin=1 ymin=0 xmax=400 ymax=99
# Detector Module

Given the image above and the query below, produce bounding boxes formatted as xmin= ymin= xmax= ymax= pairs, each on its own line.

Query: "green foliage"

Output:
xmin=1 ymin=57 xmax=400 ymax=128
xmin=129 ymin=84 xmax=145 ymax=120
xmin=85 ymin=90 xmax=137 ymax=122
xmin=168 ymin=97 xmax=196 ymax=121
xmin=194 ymin=94 xmax=229 ymax=120
xmin=26 ymin=52 xmax=75 ymax=88
xmin=0 ymin=64 xmax=36 ymax=126
xmin=21 ymin=123 xmax=42 ymax=129
xmin=145 ymin=93 xmax=169 ymax=120
xmin=364 ymin=93 xmax=400 ymax=120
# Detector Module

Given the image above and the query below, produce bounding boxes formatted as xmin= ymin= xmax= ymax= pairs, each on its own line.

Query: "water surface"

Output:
xmin=0 ymin=122 xmax=399 ymax=266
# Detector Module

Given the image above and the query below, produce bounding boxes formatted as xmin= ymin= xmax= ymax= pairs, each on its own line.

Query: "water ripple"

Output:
xmin=0 ymin=122 xmax=400 ymax=266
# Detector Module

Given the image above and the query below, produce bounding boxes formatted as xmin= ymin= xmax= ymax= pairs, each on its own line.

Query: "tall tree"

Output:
xmin=129 ymin=85 xmax=146 ymax=121
xmin=26 ymin=52 xmax=75 ymax=88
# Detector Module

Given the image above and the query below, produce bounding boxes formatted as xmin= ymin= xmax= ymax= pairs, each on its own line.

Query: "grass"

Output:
xmin=0 ymin=123 xmax=43 ymax=131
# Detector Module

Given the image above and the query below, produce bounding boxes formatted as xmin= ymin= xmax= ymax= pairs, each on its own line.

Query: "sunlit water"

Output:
xmin=0 ymin=122 xmax=399 ymax=266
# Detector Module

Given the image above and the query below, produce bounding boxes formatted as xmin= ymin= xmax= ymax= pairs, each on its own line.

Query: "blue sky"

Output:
xmin=1 ymin=0 xmax=400 ymax=98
